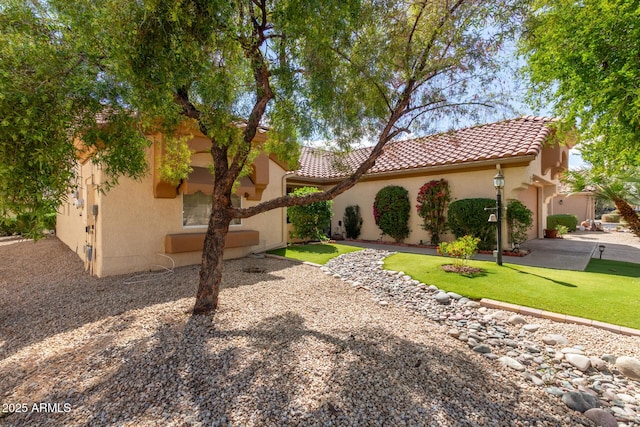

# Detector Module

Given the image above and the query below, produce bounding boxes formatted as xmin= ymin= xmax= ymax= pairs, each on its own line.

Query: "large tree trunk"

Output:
xmin=613 ymin=198 xmax=640 ymax=238
xmin=193 ymin=202 xmax=231 ymax=314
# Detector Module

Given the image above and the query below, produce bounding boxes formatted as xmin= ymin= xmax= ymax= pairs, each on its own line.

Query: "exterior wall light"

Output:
xmin=493 ymin=171 xmax=504 ymax=266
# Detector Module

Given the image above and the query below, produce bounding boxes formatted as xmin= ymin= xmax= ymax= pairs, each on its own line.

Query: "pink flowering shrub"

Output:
xmin=416 ymin=179 xmax=451 ymax=245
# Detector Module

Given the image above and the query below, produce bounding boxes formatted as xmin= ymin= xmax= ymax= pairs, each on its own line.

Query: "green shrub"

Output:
xmin=438 ymin=235 xmax=480 ymax=268
xmin=373 ymin=185 xmax=411 ymax=242
xmin=343 ymin=205 xmax=363 ymax=239
xmin=0 ymin=216 xmax=18 ymax=237
xmin=601 ymin=211 xmax=621 ymax=223
xmin=546 ymin=214 xmax=578 ymax=231
xmin=1 ymin=205 xmax=57 ymax=239
xmin=43 ymin=212 xmax=57 ymax=230
xmin=288 ymin=187 xmax=333 ymax=241
xmin=555 ymin=224 xmax=569 ymax=236
xmin=447 ymin=198 xmax=496 ymax=250
xmin=416 ymin=179 xmax=451 ymax=245
xmin=506 ymin=200 xmax=533 ymax=244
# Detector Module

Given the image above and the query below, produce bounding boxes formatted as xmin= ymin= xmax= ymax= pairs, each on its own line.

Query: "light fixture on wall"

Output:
xmin=559 ymin=199 xmax=564 ymax=205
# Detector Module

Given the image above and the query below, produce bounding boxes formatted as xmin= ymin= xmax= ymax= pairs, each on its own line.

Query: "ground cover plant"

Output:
xmin=383 ymin=253 xmax=640 ymax=329
xmin=267 ymin=243 xmax=361 ymax=265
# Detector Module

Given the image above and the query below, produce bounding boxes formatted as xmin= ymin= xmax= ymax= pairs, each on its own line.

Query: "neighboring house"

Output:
xmin=551 ymin=190 xmax=596 ymax=224
xmin=57 ymin=115 xmax=571 ymax=277
xmin=289 ymin=116 xmax=571 ymax=245
xmin=56 ymin=122 xmax=289 ymax=277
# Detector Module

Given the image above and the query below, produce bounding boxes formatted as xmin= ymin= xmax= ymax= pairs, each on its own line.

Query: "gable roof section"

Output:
xmin=296 ymin=116 xmax=556 ymax=180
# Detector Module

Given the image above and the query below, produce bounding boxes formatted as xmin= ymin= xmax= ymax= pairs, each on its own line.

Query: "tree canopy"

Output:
xmin=1 ymin=0 xmax=528 ymax=313
xmin=519 ymin=0 xmax=640 ymax=172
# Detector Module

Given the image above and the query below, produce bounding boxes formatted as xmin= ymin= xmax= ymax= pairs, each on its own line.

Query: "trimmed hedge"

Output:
xmin=288 ymin=187 xmax=333 ymax=241
xmin=546 ymin=214 xmax=578 ymax=231
xmin=373 ymin=186 xmax=411 ymax=242
xmin=447 ymin=198 xmax=496 ymax=250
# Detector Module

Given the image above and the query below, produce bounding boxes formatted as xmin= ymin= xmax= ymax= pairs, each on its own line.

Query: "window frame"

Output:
xmin=182 ymin=191 xmax=242 ymax=229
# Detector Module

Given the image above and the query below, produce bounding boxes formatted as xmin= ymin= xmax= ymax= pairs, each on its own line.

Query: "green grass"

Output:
xmin=267 ymin=243 xmax=362 ymax=265
xmin=585 ymin=259 xmax=640 ymax=277
xmin=383 ymin=253 xmax=640 ymax=329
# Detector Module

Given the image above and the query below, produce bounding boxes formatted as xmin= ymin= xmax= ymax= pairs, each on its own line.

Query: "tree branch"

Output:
xmin=331 ymin=47 xmax=393 ymax=113
xmin=232 ymin=87 xmax=414 ymax=219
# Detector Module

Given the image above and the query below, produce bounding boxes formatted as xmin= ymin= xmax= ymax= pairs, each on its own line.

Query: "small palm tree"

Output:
xmin=563 ymin=169 xmax=640 ymax=237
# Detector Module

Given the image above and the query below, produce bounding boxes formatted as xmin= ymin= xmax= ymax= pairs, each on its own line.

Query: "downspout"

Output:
xmin=262 ymin=171 xmax=295 ymax=252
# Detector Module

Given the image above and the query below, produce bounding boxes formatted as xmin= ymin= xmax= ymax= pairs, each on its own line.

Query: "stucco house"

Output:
xmin=56 ymin=122 xmax=290 ymax=277
xmin=57 ymin=115 xmax=570 ymax=277
xmin=289 ymin=116 xmax=571 ymax=245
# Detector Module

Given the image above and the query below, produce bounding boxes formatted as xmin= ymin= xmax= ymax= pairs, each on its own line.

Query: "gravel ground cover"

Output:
xmin=0 ymin=237 xmax=637 ymax=426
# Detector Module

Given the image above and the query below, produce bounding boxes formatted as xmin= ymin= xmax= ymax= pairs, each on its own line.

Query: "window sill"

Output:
xmin=164 ymin=230 xmax=259 ymax=254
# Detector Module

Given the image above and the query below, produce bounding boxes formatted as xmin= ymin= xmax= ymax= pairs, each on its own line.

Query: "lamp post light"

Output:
xmin=598 ymin=245 xmax=605 ymax=259
xmin=493 ymin=171 xmax=505 ymax=266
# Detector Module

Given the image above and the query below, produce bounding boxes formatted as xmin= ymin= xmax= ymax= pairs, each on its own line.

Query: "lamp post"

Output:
xmin=493 ymin=171 xmax=505 ymax=266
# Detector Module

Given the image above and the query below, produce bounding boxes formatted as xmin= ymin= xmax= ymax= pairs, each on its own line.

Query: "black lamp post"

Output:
xmin=493 ymin=171 xmax=505 ymax=266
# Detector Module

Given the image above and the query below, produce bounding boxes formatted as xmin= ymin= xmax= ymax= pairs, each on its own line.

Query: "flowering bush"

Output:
xmin=373 ymin=186 xmax=410 ymax=242
xmin=438 ymin=235 xmax=480 ymax=268
xmin=416 ymin=179 xmax=451 ymax=245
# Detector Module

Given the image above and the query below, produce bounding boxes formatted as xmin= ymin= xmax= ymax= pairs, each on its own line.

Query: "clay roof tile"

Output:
xmin=296 ymin=116 xmax=556 ymax=179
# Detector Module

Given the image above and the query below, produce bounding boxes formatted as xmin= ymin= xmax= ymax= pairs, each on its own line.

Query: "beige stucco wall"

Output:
xmin=327 ymin=164 xmax=538 ymax=246
xmin=551 ymin=193 xmax=595 ymax=223
xmin=56 ymin=161 xmax=97 ymax=271
xmin=515 ymin=185 xmax=539 ymax=241
xmin=57 ymin=147 xmax=287 ymax=277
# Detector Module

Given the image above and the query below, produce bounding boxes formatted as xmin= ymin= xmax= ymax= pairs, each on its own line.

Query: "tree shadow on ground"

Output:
xmin=585 ymin=259 xmax=640 ymax=278
xmin=3 ymin=312 xmax=589 ymax=426
xmin=0 ymin=238 xmax=294 ymax=360
xmin=505 ymin=266 xmax=577 ymax=288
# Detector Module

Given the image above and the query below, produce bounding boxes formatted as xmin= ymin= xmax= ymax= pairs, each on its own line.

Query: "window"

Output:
xmin=182 ymin=191 xmax=241 ymax=227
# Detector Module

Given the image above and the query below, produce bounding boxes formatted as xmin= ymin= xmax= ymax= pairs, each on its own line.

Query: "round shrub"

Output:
xmin=373 ymin=185 xmax=410 ymax=242
xmin=288 ymin=187 xmax=333 ymax=241
xmin=447 ymin=198 xmax=496 ymax=250
xmin=343 ymin=205 xmax=363 ymax=239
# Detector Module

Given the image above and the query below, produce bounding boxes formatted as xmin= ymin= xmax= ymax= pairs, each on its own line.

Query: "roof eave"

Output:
xmin=291 ymin=154 xmax=537 ymax=184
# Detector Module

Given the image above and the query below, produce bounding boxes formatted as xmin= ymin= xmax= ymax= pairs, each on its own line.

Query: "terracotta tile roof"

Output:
xmin=296 ymin=116 xmax=556 ymax=179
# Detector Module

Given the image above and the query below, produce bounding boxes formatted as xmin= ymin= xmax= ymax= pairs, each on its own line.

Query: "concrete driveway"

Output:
xmin=515 ymin=237 xmax=596 ymax=270
xmin=341 ymin=230 xmax=640 ymax=271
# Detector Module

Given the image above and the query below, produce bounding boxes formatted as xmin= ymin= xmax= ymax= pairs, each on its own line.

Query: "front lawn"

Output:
xmin=267 ymin=243 xmax=362 ymax=265
xmin=383 ymin=253 xmax=640 ymax=329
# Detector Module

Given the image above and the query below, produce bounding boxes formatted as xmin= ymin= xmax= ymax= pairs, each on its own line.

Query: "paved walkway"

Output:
xmin=339 ymin=230 xmax=640 ymax=271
